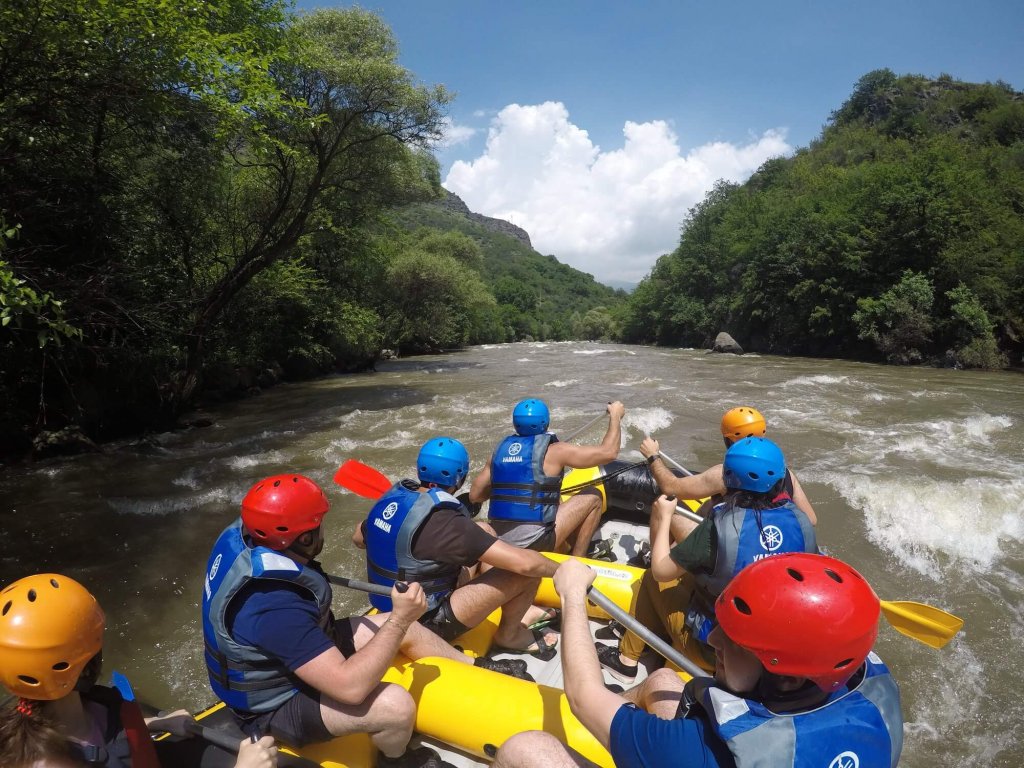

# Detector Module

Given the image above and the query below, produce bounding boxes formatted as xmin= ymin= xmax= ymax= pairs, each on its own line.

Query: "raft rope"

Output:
xmin=558 ymin=459 xmax=648 ymax=496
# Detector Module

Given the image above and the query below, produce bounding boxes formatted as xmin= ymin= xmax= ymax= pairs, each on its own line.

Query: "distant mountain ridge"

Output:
xmin=437 ymin=189 xmax=533 ymax=248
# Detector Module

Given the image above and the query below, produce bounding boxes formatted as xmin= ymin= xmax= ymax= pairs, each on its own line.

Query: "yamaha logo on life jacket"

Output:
xmin=381 ymin=502 xmax=399 ymax=520
xmin=830 ymin=751 xmax=860 ymax=768
xmin=209 ymin=553 xmax=222 ymax=581
xmin=759 ymin=524 xmax=783 ymax=551
xmin=502 ymin=441 xmax=525 ymax=463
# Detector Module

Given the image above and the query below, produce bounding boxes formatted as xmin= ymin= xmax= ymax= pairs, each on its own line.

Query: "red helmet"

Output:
xmin=241 ymin=474 xmax=329 ymax=550
xmin=715 ymin=553 xmax=881 ymax=691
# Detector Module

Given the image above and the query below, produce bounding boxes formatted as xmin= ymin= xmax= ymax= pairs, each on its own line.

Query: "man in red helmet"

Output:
xmin=493 ymin=554 xmax=903 ymax=768
xmin=202 ymin=473 xmax=524 ymax=768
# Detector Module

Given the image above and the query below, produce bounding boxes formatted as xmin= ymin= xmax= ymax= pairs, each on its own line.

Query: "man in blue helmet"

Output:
xmin=469 ymin=399 xmax=626 ymax=558
xmin=597 ymin=437 xmax=818 ymax=682
xmin=354 ymin=437 xmax=565 ymax=658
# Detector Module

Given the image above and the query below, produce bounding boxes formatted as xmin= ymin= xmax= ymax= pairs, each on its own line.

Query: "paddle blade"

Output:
xmin=880 ymin=599 xmax=964 ymax=649
xmin=333 ymin=459 xmax=392 ymax=499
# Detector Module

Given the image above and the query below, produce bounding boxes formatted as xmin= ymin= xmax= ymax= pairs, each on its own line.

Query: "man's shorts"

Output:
xmin=419 ymin=596 xmax=471 ymax=643
xmin=233 ymin=619 xmax=359 ymax=746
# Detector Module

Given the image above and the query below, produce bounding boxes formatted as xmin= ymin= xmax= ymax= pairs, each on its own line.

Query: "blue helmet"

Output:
xmin=512 ymin=399 xmax=550 ymax=436
xmin=417 ymin=437 xmax=470 ymax=488
xmin=723 ymin=437 xmax=786 ymax=493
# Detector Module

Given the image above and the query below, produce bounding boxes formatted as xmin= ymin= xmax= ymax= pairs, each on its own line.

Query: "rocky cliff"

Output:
xmin=437 ymin=190 xmax=533 ymax=248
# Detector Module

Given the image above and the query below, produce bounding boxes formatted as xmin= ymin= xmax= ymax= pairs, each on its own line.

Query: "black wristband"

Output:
xmin=647 ymin=453 xmax=661 ymax=465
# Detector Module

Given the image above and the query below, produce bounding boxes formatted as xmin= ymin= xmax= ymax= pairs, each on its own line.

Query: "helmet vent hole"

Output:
xmin=747 ymin=472 xmax=759 ymax=481
xmin=27 ymin=589 xmax=37 ymax=602
xmin=824 ymin=568 xmax=843 ymax=583
xmin=732 ymin=597 xmax=752 ymax=615
xmin=17 ymin=675 xmax=39 ymax=686
xmin=786 ymin=568 xmax=804 ymax=582
xmin=52 ymin=662 xmax=70 ymax=671
xmin=1 ymin=601 xmax=10 ymax=615
xmin=50 ymin=578 xmax=60 ymax=588
xmin=275 ymin=526 xmax=289 ymax=532
xmin=834 ymin=658 xmax=853 ymax=670
xmin=273 ymin=480 xmax=281 ymax=487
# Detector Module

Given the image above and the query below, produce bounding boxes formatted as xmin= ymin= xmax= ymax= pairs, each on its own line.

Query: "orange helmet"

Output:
xmin=720 ymin=407 xmax=767 ymax=442
xmin=0 ymin=574 xmax=105 ymax=700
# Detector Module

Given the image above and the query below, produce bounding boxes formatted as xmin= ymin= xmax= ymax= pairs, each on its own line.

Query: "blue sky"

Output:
xmin=297 ymin=0 xmax=1023 ymax=285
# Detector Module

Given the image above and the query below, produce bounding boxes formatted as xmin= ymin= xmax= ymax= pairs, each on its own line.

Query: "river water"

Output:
xmin=1 ymin=342 xmax=1021 ymax=765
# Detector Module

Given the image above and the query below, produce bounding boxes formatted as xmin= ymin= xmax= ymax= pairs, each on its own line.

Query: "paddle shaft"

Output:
xmin=182 ymin=721 xmax=323 ymax=768
xmin=563 ymin=411 xmax=608 ymax=442
xmin=658 ymin=450 xmax=695 ymax=477
xmin=325 ymin=573 xmax=406 ymax=597
xmin=587 ymin=588 xmax=706 ymax=679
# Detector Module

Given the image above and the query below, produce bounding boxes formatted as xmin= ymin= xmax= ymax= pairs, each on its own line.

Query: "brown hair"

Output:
xmin=0 ymin=697 xmax=77 ymax=768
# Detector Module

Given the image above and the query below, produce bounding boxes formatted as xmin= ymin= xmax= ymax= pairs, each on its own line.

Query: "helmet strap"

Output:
xmin=75 ymin=651 xmax=103 ymax=693
xmin=756 ymin=672 xmax=827 ymax=713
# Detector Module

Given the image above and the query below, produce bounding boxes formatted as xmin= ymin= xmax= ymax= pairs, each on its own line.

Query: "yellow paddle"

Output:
xmin=658 ymin=451 xmax=965 ymax=650
xmin=879 ymin=600 xmax=963 ymax=649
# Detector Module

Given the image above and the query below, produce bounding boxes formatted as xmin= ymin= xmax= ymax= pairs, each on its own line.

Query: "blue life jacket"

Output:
xmin=365 ymin=481 xmax=465 ymax=612
xmin=685 ymin=496 xmax=817 ymax=645
xmin=488 ymin=433 xmax=563 ymax=524
xmin=684 ymin=653 xmax=903 ymax=768
xmin=202 ymin=518 xmax=332 ymax=714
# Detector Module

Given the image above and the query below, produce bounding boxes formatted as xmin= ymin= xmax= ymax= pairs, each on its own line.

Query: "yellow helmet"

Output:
xmin=0 ymin=574 xmax=105 ymax=700
xmin=720 ymin=406 xmax=767 ymax=443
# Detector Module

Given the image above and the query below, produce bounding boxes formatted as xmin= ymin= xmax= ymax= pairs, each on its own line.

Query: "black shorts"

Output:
xmin=234 ymin=620 xmax=358 ymax=747
xmin=419 ymin=596 xmax=471 ymax=643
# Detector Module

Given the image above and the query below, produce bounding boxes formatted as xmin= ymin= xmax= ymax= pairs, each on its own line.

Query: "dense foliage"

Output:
xmin=393 ymin=200 xmax=625 ymax=342
xmin=621 ymin=70 xmax=1024 ymax=369
xmin=0 ymin=1 xmax=623 ymax=457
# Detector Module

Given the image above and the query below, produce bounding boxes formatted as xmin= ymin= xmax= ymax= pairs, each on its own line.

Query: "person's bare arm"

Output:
xmin=351 ymin=519 xmax=366 ymax=549
xmin=545 ymin=401 xmax=625 ymax=472
xmin=293 ymin=582 xmax=426 ymax=705
xmin=478 ymin=538 xmax=558 ymax=577
xmin=640 ymin=437 xmax=726 ymax=500
xmin=554 ymin=559 xmax=627 ymax=750
xmin=468 ymin=463 xmax=492 ymax=504
xmin=649 ymin=495 xmax=687 ymax=582
xmin=789 ymin=471 xmax=818 ymax=525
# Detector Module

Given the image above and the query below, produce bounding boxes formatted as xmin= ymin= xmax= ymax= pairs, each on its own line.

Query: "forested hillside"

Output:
xmin=622 ymin=70 xmax=1024 ymax=369
xmin=393 ymin=192 xmax=625 ymax=341
xmin=0 ymin=1 xmax=620 ymax=459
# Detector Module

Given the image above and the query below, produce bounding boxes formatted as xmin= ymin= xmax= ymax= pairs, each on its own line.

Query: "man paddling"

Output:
xmin=641 ymin=405 xmax=817 ymax=532
xmin=493 ymin=554 xmax=903 ymax=768
xmin=469 ymin=398 xmax=627 ymax=558
xmin=202 ymin=473 xmax=523 ymax=768
xmin=354 ymin=437 xmax=563 ymax=659
xmin=599 ymin=439 xmax=818 ymax=682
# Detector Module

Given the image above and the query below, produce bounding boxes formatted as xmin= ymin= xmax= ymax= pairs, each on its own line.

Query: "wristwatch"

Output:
xmin=646 ymin=453 xmax=661 ymax=465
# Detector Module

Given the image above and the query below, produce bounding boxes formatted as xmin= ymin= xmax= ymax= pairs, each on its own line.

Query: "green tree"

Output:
xmin=943 ymin=284 xmax=1007 ymax=368
xmin=853 ymin=271 xmax=934 ymax=364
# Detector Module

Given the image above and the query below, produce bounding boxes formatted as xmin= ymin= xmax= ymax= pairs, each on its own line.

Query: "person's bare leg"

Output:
xmin=348 ymin=615 xmax=471 ymax=665
xmin=553 ymin=493 xmax=602 ymax=557
xmin=622 ymin=668 xmax=686 ymax=719
xmin=493 ymin=731 xmax=598 ymax=767
xmin=445 ymin=567 xmax=555 ymax=651
xmin=319 ymin=682 xmax=415 ymax=757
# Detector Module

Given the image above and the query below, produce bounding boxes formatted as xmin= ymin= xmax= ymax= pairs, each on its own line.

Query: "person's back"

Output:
xmin=494 ymin=554 xmax=903 ymax=768
xmin=470 ymin=399 xmax=625 ymax=557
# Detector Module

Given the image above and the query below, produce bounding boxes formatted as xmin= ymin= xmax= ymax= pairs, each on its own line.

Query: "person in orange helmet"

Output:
xmin=596 ymin=408 xmax=819 ymax=680
xmin=641 ymin=406 xmax=817 ymax=529
xmin=0 ymin=573 xmax=277 ymax=768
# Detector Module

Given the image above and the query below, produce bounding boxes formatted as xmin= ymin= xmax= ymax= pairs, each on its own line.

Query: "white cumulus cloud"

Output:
xmin=444 ymin=101 xmax=792 ymax=284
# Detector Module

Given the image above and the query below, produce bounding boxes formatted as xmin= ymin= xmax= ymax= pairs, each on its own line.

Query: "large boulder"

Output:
xmin=32 ymin=425 xmax=100 ymax=460
xmin=712 ymin=332 xmax=744 ymax=355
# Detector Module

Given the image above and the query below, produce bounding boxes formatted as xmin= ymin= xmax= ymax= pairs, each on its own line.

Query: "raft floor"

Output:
xmin=421 ymin=518 xmax=662 ymax=767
